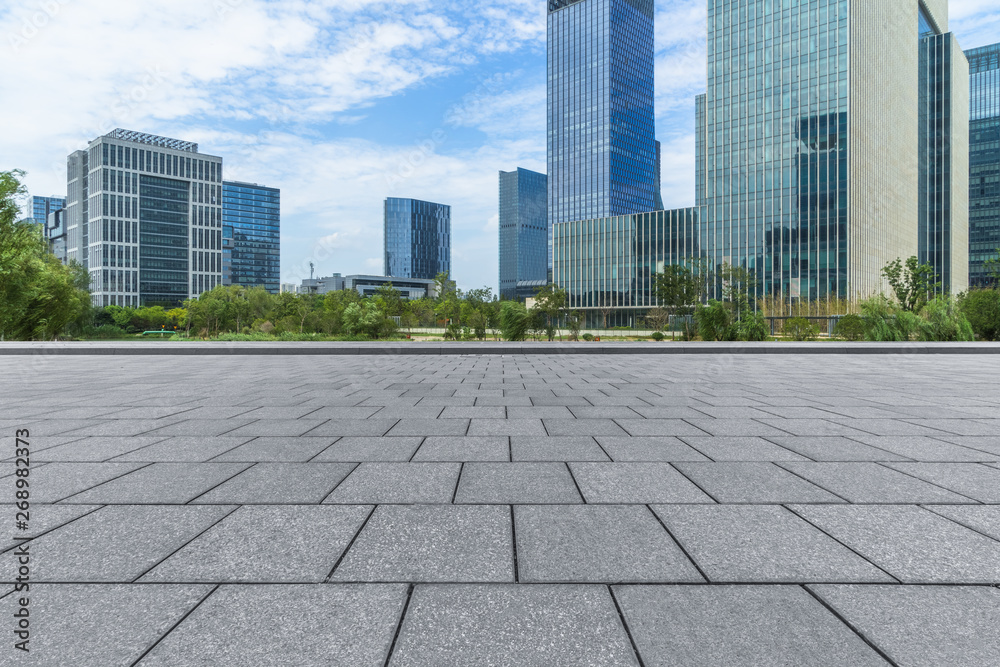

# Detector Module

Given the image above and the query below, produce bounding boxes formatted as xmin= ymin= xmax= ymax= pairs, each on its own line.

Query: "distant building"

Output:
xmin=222 ymin=181 xmax=280 ymax=293
xmin=47 ymin=209 xmax=68 ymax=264
xmin=384 ymin=197 xmax=451 ymax=280
xmin=24 ymin=195 xmax=65 ymax=226
xmin=297 ymin=273 xmax=437 ymax=300
xmin=967 ymin=42 xmax=1000 ymax=287
xmin=499 ymin=168 xmax=548 ymax=300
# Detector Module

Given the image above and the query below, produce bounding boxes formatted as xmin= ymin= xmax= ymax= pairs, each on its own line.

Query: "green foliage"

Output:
xmin=833 ymin=314 xmax=866 ymax=341
xmin=644 ymin=306 xmax=669 ymax=332
xmin=695 ymin=301 xmax=731 ymax=341
xmin=582 ymin=333 xmax=594 ymax=342
xmin=918 ymin=296 xmax=974 ymax=342
xmin=734 ymin=311 xmax=769 ymax=342
xmin=653 ymin=261 xmax=705 ymax=315
xmin=858 ymin=294 xmax=971 ymax=342
xmin=530 ymin=283 xmax=567 ymax=341
xmin=565 ymin=311 xmax=583 ymax=341
xmin=342 ymin=301 xmax=397 ymax=339
xmin=859 ymin=296 xmax=921 ymax=341
xmin=500 ymin=301 xmax=529 ymax=341
xmin=651 ymin=331 xmax=665 ymax=342
xmin=960 ymin=289 xmax=1000 ymax=341
xmin=695 ymin=298 xmax=767 ymax=342
xmin=784 ymin=317 xmax=819 ymax=341
xmin=881 ymin=256 xmax=940 ymax=312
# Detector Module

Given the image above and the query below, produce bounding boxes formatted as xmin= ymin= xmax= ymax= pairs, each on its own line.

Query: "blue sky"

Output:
xmin=3 ymin=0 xmax=999 ymax=292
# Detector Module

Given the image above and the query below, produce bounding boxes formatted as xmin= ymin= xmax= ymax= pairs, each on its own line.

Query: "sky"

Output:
xmin=2 ymin=0 xmax=999 ymax=293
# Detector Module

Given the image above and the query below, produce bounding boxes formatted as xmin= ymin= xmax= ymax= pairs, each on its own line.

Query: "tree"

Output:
xmin=960 ymin=289 xmax=1000 ymax=341
xmin=644 ymin=306 xmax=670 ymax=332
xmin=500 ymin=301 xmax=529 ymax=341
xmin=882 ymin=256 xmax=940 ymax=312
xmin=375 ymin=283 xmax=403 ymax=316
xmin=531 ymin=283 xmax=567 ymax=341
xmin=653 ymin=262 xmax=705 ymax=316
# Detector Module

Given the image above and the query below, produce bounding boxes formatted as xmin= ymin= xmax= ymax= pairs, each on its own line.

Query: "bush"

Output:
xmin=651 ymin=331 xmax=665 ymax=341
xmin=784 ymin=317 xmax=819 ymax=341
xmin=833 ymin=314 xmax=865 ymax=341
xmin=695 ymin=301 xmax=731 ymax=341
xmin=918 ymin=296 xmax=974 ymax=342
xmin=79 ymin=324 xmax=133 ymax=340
xmin=860 ymin=296 xmax=921 ymax=341
xmin=960 ymin=289 xmax=1000 ymax=340
xmin=500 ymin=301 xmax=529 ymax=341
xmin=734 ymin=311 xmax=769 ymax=342
xmin=582 ymin=333 xmax=594 ymax=342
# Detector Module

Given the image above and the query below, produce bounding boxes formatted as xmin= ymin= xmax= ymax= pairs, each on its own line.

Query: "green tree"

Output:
xmin=375 ymin=283 xmax=403 ymax=316
xmin=531 ymin=283 xmax=567 ymax=341
xmin=882 ymin=256 xmax=940 ymax=312
xmin=499 ymin=301 xmax=529 ymax=341
xmin=960 ymin=288 xmax=1000 ymax=341
xmin=653 ymin=261 xmax=706 ymax=317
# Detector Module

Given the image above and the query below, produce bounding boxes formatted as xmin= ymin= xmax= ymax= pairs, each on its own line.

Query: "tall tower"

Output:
xmin=966 ymin=42 xmax=1000 ymax=288
xmin=499 ymin=168 xmax=548 ymax=299
xmin=383 ymin=197 xmax=451 ymax=280
xmin=547 ymin=0 xmax=658 ymax=229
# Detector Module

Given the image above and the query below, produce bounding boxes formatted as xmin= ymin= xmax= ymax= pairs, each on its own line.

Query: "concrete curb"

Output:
xmin=1 ymin=342 xmax=999 ymax=355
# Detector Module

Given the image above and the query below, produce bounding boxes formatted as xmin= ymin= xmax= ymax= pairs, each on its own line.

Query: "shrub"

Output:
xmin=918 ymin=296 xmax=974 ymax=342
xmin=833 ymin=314 xmax=865 ymax=341
xmin=784 ymin=317 xmax=819 ymax=341
xmin=960 ymin=289 xmax=1000 ymax=341
xmin=500 ymin=301 xmax=529 ymax=341
xmin=582 ymin=333 xmax=594 ymax=342
xmin=695 ymin=301 xmax=731 ymax=341
xmin=860 ymin=296 xmax=920 ymax=341
xmin=734 ymin=311 xmax=769 ymax=342
xmin=651 ymin=331 xmax=665 ymax=341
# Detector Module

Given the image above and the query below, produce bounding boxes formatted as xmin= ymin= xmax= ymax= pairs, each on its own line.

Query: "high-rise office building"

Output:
xmin=222 ymin=181 xmax=280 ymax=293
xmin=696 ymin=0 xmax=968 ymax=299
xmin=547 ymin=0 xmax=659 ymax=228
xmin=967 ymin=42 xmax=1000 ymax=287
xmin=24 ymin=195 xmax=66 ymax=225
xmin=66 ymin=129 xmax=223 ymax=307
xmin=499 ymin=168 xmax=548 ymax=300
xmin=384 ymin=197 xmax=451 ymax=280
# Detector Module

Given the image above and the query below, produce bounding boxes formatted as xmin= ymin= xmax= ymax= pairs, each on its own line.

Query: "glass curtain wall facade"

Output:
xmin=384 ymin=197 xmax=451 ymax=280
xmin=499 ymin=168 xmax=548 ymax=300
xmin=547 ymin=0 xmax=658 ymax=228
xmin=552 ymin=207 xmax=704 ymax=325
xmin=222 ymin=181 xmax=280 ymax=293
xmin=967 ymin=43 xmax=1000 ymax=287
xmin=24 ymin=195 xmax=65 ymax=226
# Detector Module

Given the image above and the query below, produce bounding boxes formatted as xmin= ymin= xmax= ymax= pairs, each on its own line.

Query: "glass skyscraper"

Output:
xmin=696 ymin=0 xmax=968 ymax=300
xmin=499 ymin=168 xmax=548 ymax=300
xmin=222 ymin=181 xmax=280 ymax=293
xmin=967 ymin=42 xmax=1000 ymax=287
xmin=384 ymin=197 xmax=451 ymax=280
xmin=547 ymin=0 xmax=659 ymax=228
xmin=24 ymin=195 xmax=65 ymax=226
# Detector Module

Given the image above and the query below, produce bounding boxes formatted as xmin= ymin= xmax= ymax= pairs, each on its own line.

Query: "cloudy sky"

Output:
xmin=3 ymin=0 xmax=999 ymax=291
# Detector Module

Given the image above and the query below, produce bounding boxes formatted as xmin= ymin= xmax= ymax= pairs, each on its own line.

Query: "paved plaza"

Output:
xmin=2 ymin=351 xmax=1000 ymax=665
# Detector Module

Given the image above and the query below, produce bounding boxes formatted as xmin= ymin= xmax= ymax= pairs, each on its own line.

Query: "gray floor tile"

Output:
xmin=673 ymin=462 xmax=843 ymax=503
xmin=192 ymin=463 xmax=356 ymax=504
xmin=390 ymin=584 xmax=638 ymax=666
xmin=29 ymin=462 xmax=147 ymax=502
xmin=0 ymin=504 xmax=100 ymax=553
xmin=323 ymin=462 xmax=460 ymax=504
xmin=140 ymin=584 xmax=407 ymax=666
xmin=210 ymin=436 xmax=337 ymax=462
xmin=235 ymin=406 xmax=326 ymax=420
xmin=111 ymin=436 xmax=253 ymax=462
xmin=385 ymin=418 xmax=469 ymax=437
xmin=595 ymin=436 xmax=710 ymax=462
xmin=568 ymin=406 xmax=643 ymax=419
xmin=682 ymin=419 xmax=791 ymax=437
xmin=467 ymin=418 xmax=547 ymax=436
xmin=440 ymin=406 xmax=506 ymax=419
xmin=142 ymin=505 xmax=372 ymax=583
xmin=791 ymin=505 xmax=1000 ymax=583
xmin=615 ymin=585 xmax=888 ymax=667
xmin=680 ymin=436 xmax=808 ymax=461
xmin=33 ymin=436 xmax=170 ymax=462
xmin=777 ymin=462 xmax=973 ymax=503
xmin=58 ymin=419 xmax=181 ymax=437
xmin=331 ymin=505 xmax=514 ymax=582
xmin=224 ymin=419 xmax=328 ymax=437
xmin=311 ymin=436 xmax=424 ymax=462
xmin=542 ymin=418 xmax=628 ymax=436
xmin=455 ymin=463 xmax=582 ymax=504
xmin=143 ymin=419 xmax=257 ymax=437
xmin=411 ymin=436 xmax=510 ymax=461
xmin=753 ymin=419 xmax=871 ymax=437
xmin=64 ymin=462 xmax=252 ymax=504
xmin=924 ymin=505 xmax=1000 ymax=541
xmin=903 ymin=418 xmax=1000 ymax=436
xmin=27 ymin=505 xmax=234 ymax=582
xmin=616 ymin=419 xmax=712 ymax=437
xmin=515 ymin=505 xmax=703 ymax=583
xmin=848 ymin=436 xmax=998 ymax=461
xmin=511 ymin=436 xmax=611 ymax=461
xmin=881 ymin=462 xmax=1000 ymax=502
xmin=529 ymin=395 xmax=592 ymax=406
xmin=811 ymin=585 xmax=1000 ymax=667
xmin=0 ymin=584 xmax=212 ymax=665
xmin=570 ymin=463 xmax=713 ymax=504
xmin=506 ymin=406 xmax=575 ymax=419
xmin=653 ymin=505 xmax=892 ymax=583
xmin=766 ymin=436 xmax=911 ymax=461
xmin=303 ymin=419 xmax=399 ymax=437
xmin=370 ymin=406 xmax=445 ymax=419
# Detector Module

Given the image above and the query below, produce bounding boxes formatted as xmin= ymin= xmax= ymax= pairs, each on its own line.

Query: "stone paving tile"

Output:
xmin=679 ymin=436 xmax=808 ymax=461
xmin=227 ymin=406 xmax=324 ymax=420
xmin=210 ymin=436 xmax=336 ymax=462
xmin=160 ymin=406 xmax=255 ymax=419
xmin=881 ymin=462 xmax=1000 ymax=503
xmin=323 ymin=462 xmax=460 ymax=504
xmin=25 ymin=505 xmax=234 ymax=582
xmin=616 ymin=419 xmax=712 ymax=437
xmin=474 ymin=395 xmax=533 ymax=406
xmin=924 ymin=505 xmax=1000 ymax=541
xmin=510 ymin=436 xmax=610 ymax=461
xmin=0 ymin=584 xmax=212 ymax=666
xmin=614 ymin=585 xmax=888 ymax=667
xmin=29 ymin=462 xmax=147 ymax=502
xmin=143 ymin=419 xmax=257 ymax=437
xmin=140 ymin=584 xmax=407 ymax=666
xmin=299 ymin=418 xmax=399 ymax=437
xmin=370 ymin=406 xmax=445 ymax=419
xmin=390 ymin=584 xmax=638 ymax=666
xmin=506 ymin=406 xmax=575 ymax=419
xmin=570 ymin=463 xmax=713 ymax=504
xmin=629 ymin=406 xmax=707 ymax=419
xmin=455 ymin=463 xmax=582 ymax=504
xmin=811 ymin=585 xmax=1000 ymax=667
xmin=467 ymin=418 xmax=547 ymax=436
xmin=223 ymin=418 xmax=328 ymax=437
xmin=385 ymin=418 xmax=469 ymax=437
xmin=765 ymin=436 xmax=912 ymax=461
xmin=439 ymin=406 xmax=506 ymax=419
xmin=311 ymin=436 xmax=424 ymax=462
xmin=142 ymin=505 xmax=372 ymax=583
xmin=111 ymin=436 xmax=254 ymax=462
xmin=60 ymin=419 xmax=182 ymax=437
xmin=826 ymin=418 xmax=952 ymax=437
xmin=411 ymin=436 xmax=510 ymax=461
xmin=653 ymin=505 xmax=892 ymax=583
xmin=848 ymin=436 xmax=998 ymax=461
xmin=904 ymin=418 xmax=1000 ymax=436
xmin=32 ymin=436 xmax=170 ymax=461
xmin=777 ymin=462 xmax=974 ymax=503
xmin=673 ymin=462 xmax=843 ymax=503
xmin=594 ymin=436 xmax=710 ymax=462
xmin=0 ymin=504 xmax=100 ymax=553
xmin=192 ymin=463 xmax=356 ymax=504
xmin=63 ymin=462 xmax=252 ymax=504
xmin=515 ymin=505 xmax=704 ymax=583
xmin=543 ymin=418 xmax=628 ymax=436
xmin=932 ymin=435 xmax=1000 ymax=457
xmin=568 ymin=406 xmax=643 ymax=419
xmin=101 ymin=406 xmax=197 ymax=419
xmin=529 ymin=395 xmax=591 ymax=406
xmin=791 ymin=505 xmax=1000 ymax=583
xmin=331 ymin=505 xmax=514 ymax=582
xmin=416 ymin=396 xmax=476 ymax=407
xmin=753 ymin=418 xmax=872 ymax=437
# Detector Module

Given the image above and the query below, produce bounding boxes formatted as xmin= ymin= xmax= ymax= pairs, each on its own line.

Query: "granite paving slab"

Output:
xmin=510 ymin=436 xmax=611 ymax=461
xmin=569 ymin=462 xmax=713 ymax=504
xmin=467 ymin=418 xmax=547 ymax=436
xmin=594 ymin=436 xmax=710 ymax=462
xmin=764 ymin=436 xmax=911 ymax=461
xmin=192 ymin=463 xmax=356 ymax=504
xmin=881 ymin=462 xmax=1000 ymax=503
xmin=62 ymin=462 xmax=253 ymax=504
xmin=777 ymin=462 xmax=975 ymax=503
xmin=0 ymin=504 xmax=100 ymax=554
xmin=110 ymin=436 xmax=254 ymax=462
xmin=848 ymin=436 xmax=999 ymax=461
xmin=679 ymin=436 xmax=808 ymax=461
xmin=411 ymin=436 xmax=510 ymax=461
xmin=300 ymin=418 xmax=398 ymax=437
xmin=32 ymin=436 xmax=170 ymax=461
xmin=454 ymin=462 xmax=582 ymax=504
xmin=210 ymin=436 xmax=337 ymax=462
xmin=673 ymin=462 xmax=843 ymax=503
xmin=323 ymin=462 xmax=461 ymax=504
xmin=28 ymin=462 xmax=147 ymax=503
xmin=385 ymin=418 xmax=470 ymax=437
xmin=923 ymin=505 xmax=1000 ymax=541
xmin=311 ymin=436 xmax=424 ymax=462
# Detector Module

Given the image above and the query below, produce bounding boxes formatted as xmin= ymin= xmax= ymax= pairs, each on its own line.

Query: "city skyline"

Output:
xmin=3 ymin=0 xmax=1000 ymax=292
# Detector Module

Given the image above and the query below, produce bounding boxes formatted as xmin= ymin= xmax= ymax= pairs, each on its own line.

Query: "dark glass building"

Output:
xmin=384 ymin=197 xmax=451 ymax=280
xmin=499 ymin=168 xmax=548 ymax=300
xmin=222 ymin=181 xmax=280 ymax=293
xmin=547 ymin=0 xmax=659 ymax=228
xmin=967 ymin=42 xmax=1000 ymax=287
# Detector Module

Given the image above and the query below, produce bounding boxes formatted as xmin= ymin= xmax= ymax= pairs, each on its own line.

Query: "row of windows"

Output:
xmin=99 ymin=142 xmax=220 ymax=183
